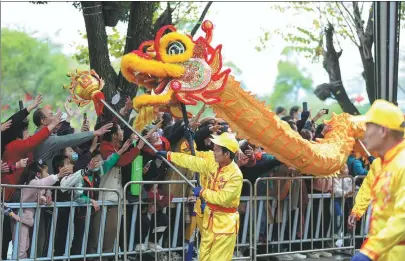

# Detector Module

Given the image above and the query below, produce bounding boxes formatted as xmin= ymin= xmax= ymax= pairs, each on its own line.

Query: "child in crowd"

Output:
xmin=55 ymin=140 xmax=132 ymax=258
xmin=11 ymin=162 xmax=70 ymax=258
xmin=333 ymin=163 xmax=353 ymax=247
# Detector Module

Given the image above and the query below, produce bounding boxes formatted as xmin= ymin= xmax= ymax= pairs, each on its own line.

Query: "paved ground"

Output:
xmin=255 ymin=255 xmax=352 ymax=261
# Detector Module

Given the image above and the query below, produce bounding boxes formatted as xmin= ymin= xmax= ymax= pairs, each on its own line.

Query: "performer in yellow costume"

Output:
xmin=157 ymin=132 xmax=243 ymax=261
xmin=350 ymin=100 xmax=405 ymax=261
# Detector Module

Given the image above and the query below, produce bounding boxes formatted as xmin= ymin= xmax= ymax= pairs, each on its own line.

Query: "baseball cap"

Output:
xmin=210 ymin=132 xmax=239 ymax=153
xmin=351 ymin=99 xmax=405 ymax=131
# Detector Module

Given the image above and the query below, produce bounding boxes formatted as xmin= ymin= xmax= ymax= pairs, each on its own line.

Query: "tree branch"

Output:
xmin=340 ymin=2 xmax=357 ymax=25
xmin=335 ymin=2 xmax=359 ymax=46
xmin=81 ymin=1 xmax=118 ymax=116
xmin=154 ymin=2 xmax=173 ymax=33
xmin=364 ymin=5 xmax=374 ymax=48
xmin=191 ymin=1 xmax=213 ymax=37
xmin=117 ymin=1 xmax=155 ymax=103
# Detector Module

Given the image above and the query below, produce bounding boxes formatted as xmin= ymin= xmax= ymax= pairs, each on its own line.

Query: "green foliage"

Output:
xmin=72 ymin=27 xmax=126 ymax=65
xmin=71 ymin=2 xmax=205 ymax=65
xmin=269 ymin=49 xmax=313 ymax=107
xmin=1 ymin=28 xmax=73 ymax=122
xmin=256 ymin=2 xmax=373 ymax=60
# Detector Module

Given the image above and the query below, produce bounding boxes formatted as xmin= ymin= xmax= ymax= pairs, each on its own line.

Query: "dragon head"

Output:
xmin=121 ymin=20 xmax=230 ymax=131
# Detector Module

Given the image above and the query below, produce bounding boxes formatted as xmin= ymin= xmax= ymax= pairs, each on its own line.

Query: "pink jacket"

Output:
xmin=312 ymin=177 xmax=332 ymax=193
xmin=19 ymin=175 xmax=59 ymax=227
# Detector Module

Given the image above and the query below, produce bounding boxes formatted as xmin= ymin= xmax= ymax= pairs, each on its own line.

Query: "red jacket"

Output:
xmin=99 ymin=141 xmax=140 ymax=167
xmin=2 ymin=127 xmax=51 ymax=201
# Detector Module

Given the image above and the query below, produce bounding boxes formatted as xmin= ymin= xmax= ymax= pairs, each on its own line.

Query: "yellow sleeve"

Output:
xmin=361 ymin=169 xmax=405 ymax=260
xmin=201 ymin=172 xmax=243 ymax=206
xmin=351 ymin=162 xmax=376 ymax=219
xmin=168 ymin=151 xmax=216 ymax=175
xmin=195 ymin=150 xmax=213 ymax=160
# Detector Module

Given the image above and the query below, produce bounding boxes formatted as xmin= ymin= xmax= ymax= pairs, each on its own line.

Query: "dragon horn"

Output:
xmin=201 ymin=20 xmax=213 ymax=44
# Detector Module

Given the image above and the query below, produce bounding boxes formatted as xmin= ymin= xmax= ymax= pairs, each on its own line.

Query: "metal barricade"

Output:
xmin=122 ymin=179 xmax=254 ymax=261
xmin=253 ymin=176 xmax=357 ymax=261
xmin=1 ymin=184 xmax=121 ymax=261
xmin=1 ymin=175 xmax=371 ymax=261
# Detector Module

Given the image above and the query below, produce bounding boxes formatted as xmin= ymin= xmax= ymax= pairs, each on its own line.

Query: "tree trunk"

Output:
xmin=353 ymin=2 xmax=375 ymax=103
xmin=81 ymin=1 xmax=118 ymax=119
xmin=320 ymin=23 xmax=360 ymax=115
xmin=116 ymin=1 xmax=155 ymax=105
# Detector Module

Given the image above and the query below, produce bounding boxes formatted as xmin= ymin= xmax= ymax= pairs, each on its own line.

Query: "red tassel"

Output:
xmin=92 ymin=91 xmax=105 ymax=116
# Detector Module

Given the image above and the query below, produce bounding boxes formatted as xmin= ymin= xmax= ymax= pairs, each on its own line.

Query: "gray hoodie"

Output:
xmin=33 ymin=128 xmax=94 ymax=173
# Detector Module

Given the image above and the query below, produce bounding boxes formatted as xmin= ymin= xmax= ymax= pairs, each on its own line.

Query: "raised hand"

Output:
xmin=81 ymin=120 xmax=90 ymax=132
xmin=63 ymin=101 xmax=74 ymax=121
xmin=27 ymin=93 xmax=43 ymax=112
xmin=88 ymin=158 xmax=101 ymax=170
xmin=94 ymin=123 xmax=113 ymax=136
xmin=120 ymin=96 xmax=133 ymax=116
xmin=58 ymin=165 xmax=73 ymax=179
xmin=136 ymin=137 xmax=146 ymax=150
xmin=1 ymin=120 xmax=12 ymax=132
xmin=118 ymin=139 xmax=132 ymax=155
xmin=48 ymin=112 xmax=62 ymax=131
xmin=209 ymin=125 xmax=222 ymax=134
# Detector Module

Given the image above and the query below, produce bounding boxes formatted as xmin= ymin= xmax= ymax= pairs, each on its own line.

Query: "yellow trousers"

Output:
xmin=199 ymin=228 xmax=236 ymax=261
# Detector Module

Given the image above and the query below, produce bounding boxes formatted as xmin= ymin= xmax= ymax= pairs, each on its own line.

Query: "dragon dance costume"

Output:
xmin=65 ymin=18 xmax=381 ymax=260
xmin=351 ymin=100 xmax=405 ymax=261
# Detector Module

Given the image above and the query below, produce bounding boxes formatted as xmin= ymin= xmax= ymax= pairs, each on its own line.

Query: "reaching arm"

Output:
xmin=60 ymin=170 xmax=84 ymax=192
xmin=8 ymin=127 xmax=51 ymax=156
xmin=168 ymin=151 xmax=215 ymax=174
xmin=102 ymin=153 xmax=121 ymax=174
xmin=360 ymin=170 xmax=405 ymax=260
xmin=47 ymin=131 xmax=95 ymax=152
xmin=201 ymin=172 xmax=243 ymax=206
xmin=29 ymin=175 xmax=60 ymax=187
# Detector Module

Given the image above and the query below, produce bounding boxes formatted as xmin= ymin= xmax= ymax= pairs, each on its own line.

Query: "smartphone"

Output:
xmin=323 ymin=109 xmax=329 ymax=114
xmin=19 ymin=100 xmax=24 ymax=110
xmin=83 ymin=112 xmax=88 ymax=122
xmin=303 ymin=102 xmax=308 ymax=112
xmin=144 ymin=160 xmax=153 ymax=170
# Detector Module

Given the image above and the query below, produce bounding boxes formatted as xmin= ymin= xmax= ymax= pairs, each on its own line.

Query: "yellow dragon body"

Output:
xmin=121 ymin=20 xmax=365 ymax=176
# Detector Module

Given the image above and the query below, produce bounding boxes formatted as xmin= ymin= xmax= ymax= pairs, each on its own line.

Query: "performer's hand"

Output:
xmin=347 ymin=213 xmax=357 ymax=229
xmin=368 ymin=156 xmax=376 ymax=164
xmin=193 ymin=186 xmax=202 ymax=197
xmin=351 ymin=252 xmax=372 ymax=261
xmin=156 ymin=150 xmax=168 ymax=159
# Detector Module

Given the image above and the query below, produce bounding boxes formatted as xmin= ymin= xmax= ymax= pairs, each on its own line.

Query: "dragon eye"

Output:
xmin=167 ymin=41 xmax=186 ymax=55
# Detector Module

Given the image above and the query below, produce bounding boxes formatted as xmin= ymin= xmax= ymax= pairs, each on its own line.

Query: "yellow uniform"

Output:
xmin=351 ymin=162 xmax=379 ymax=220
xmin=168 ymin=150 xmax=243 ymax=261
xmin=358 ymin=140 xmax=405 ymax=261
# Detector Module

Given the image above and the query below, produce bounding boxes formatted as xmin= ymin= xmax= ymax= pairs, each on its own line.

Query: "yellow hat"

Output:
xmin=351 ymin=99 xmax=405 ymax=131
xmin=210 ymin=132 xmax=239 ymax=153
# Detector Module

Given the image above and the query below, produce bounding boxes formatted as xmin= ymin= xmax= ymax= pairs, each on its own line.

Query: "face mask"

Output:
xmin=72 ymin=152 xmax=79 ymax=161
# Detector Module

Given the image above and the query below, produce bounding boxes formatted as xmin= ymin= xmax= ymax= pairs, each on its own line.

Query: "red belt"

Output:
xmin=207 ymin=203 xmax=237 ymax=213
